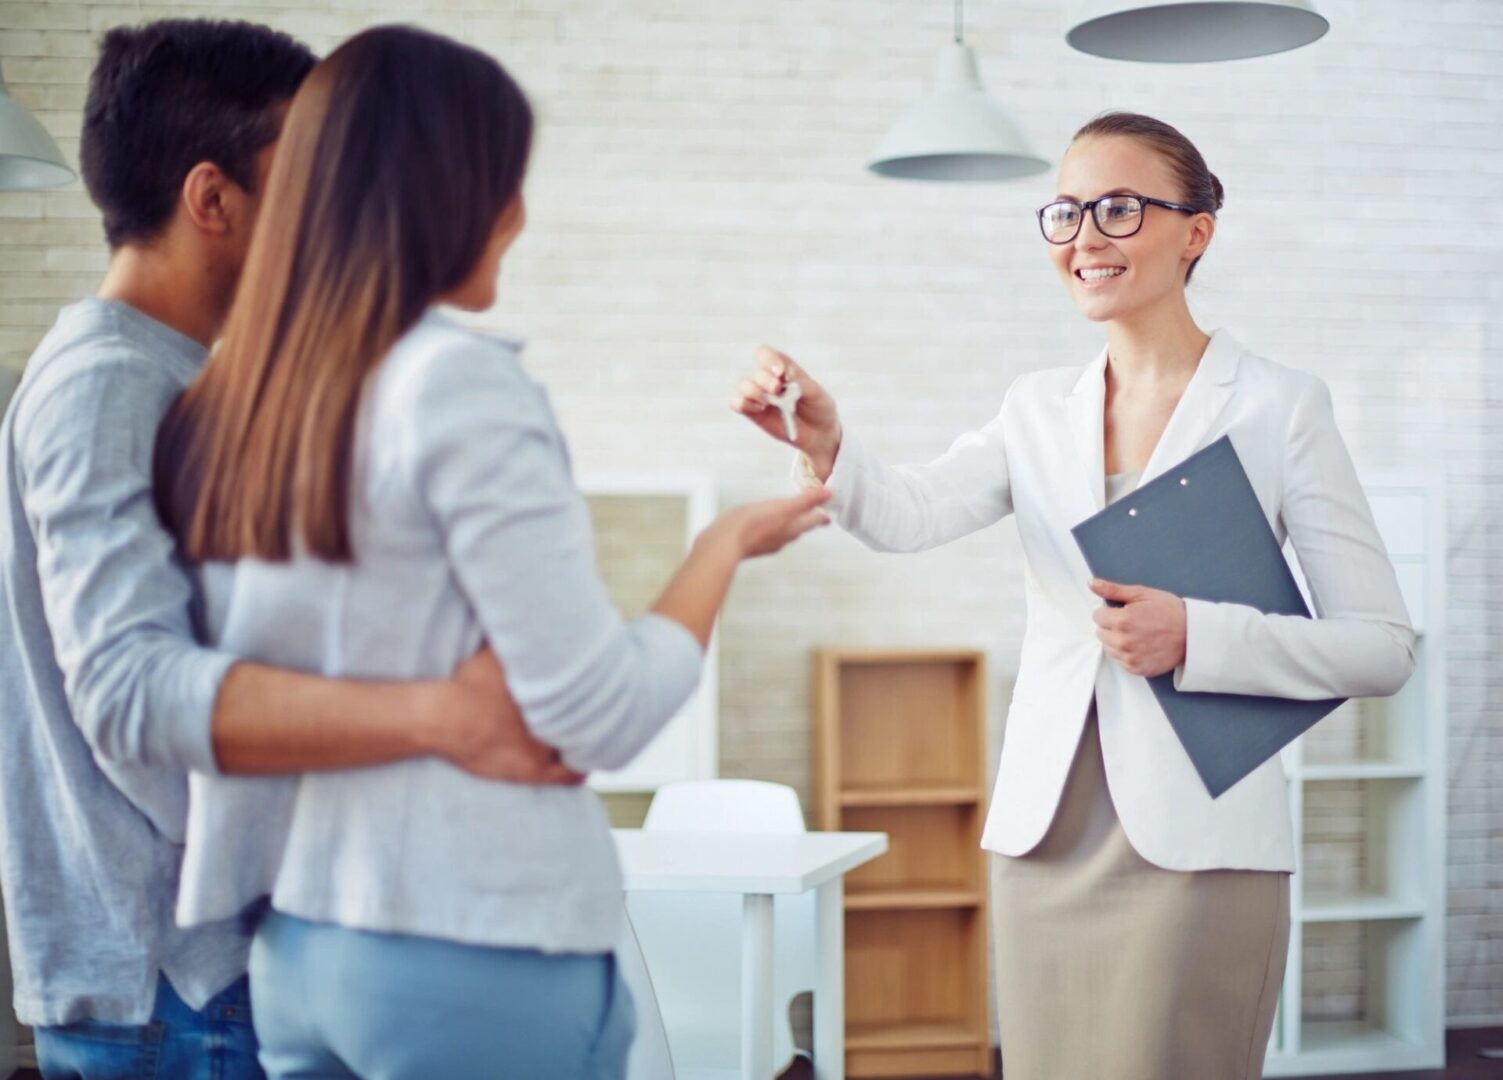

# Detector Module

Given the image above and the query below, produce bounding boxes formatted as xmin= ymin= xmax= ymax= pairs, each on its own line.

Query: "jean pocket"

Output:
xmin=39 ymin=1018 xmax=166 ymax=1047
xmin=586 ymin=955 xmax=637 ymax=1077
xmin=35 ymin=1020 xmax=165 ymax=1080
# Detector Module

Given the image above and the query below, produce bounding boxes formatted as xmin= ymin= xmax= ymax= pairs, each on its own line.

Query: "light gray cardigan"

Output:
xmin=176 ymin=310 xmax=703 ymax=953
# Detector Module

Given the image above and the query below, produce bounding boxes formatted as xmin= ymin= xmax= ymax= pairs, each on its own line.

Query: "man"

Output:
xmin=0 ymin=20 xmax=567 ymax=1078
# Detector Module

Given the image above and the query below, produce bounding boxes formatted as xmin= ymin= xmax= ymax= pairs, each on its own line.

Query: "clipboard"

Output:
xmin=1070 ymin=435 xmax=1344 ymax=798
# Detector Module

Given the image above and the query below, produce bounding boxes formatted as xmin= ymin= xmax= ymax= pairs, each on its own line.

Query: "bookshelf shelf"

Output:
xmin=813 ymin=649 xmax=992 ymax=1079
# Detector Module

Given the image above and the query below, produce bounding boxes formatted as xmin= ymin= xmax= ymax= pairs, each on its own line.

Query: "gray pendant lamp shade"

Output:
xmin=1067 ymin=0 xmax=1329 ymax=62
xmin=868 ymin=2 xmax=1048 ymax=183
xmin=0 ymin=68 xmax=76 ymax=190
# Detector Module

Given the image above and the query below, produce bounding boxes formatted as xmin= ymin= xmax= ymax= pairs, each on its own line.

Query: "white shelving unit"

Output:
xmin=1263 ymin=474 xmax=1446 ymax=1077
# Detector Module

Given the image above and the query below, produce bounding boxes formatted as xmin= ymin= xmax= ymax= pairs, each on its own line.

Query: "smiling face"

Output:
xmin=1047 ymin=134 xmax=1214 ymax=324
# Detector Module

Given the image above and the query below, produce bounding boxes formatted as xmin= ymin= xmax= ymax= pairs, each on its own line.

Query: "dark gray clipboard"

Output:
xmin=1070 ymin=435 xmax=1344 ymax=798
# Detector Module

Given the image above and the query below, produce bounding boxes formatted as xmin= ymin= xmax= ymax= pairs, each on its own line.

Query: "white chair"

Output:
xmin=628 ymin=781 xmax=816 ymax=1080
xmin=617 ymin=910 xmax=677 ymax=1080
xmin=641 ymin=780 xmax=804 ymax=838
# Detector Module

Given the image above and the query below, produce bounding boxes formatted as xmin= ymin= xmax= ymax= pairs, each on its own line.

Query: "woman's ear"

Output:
xmin=496 ymin=193 xmax=526 ymax=239
xmin=1184 ymin=212 xmax=1215 ymax=265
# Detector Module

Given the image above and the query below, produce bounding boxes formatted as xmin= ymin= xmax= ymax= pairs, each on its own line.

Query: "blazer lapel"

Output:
xmin=1066 ymin=345 xmax=1110 ymax=512
xmin=1136 ymin=329 xmax=1243 ymax=489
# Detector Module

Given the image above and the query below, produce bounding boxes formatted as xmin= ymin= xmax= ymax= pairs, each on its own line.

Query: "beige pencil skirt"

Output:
xmin=991 ymin=705 xmax=1290 ymax=1080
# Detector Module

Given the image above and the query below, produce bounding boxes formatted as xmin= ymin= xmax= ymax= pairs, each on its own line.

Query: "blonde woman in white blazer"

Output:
xmin=733 ymin=112 xmax=1415 ymax=1080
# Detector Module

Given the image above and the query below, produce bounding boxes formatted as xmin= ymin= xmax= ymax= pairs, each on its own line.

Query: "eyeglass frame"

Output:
xmin=1035 ymin=193 xmax=1203 ymax=245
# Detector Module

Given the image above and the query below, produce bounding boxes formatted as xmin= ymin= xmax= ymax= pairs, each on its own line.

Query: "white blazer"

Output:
xmin=805 ymin=329 xmax=1415 ymax=872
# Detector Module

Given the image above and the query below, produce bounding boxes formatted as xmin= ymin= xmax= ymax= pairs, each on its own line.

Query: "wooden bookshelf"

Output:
xmin=812 ymin=649 xmax=991 ymax=1079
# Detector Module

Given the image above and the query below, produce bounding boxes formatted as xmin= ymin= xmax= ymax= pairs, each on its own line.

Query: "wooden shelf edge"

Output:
xmin=846 ymin=887 xmax=984 ymax=911
xmin=839 ymin=786 xmax=983 ymax=808
xmin=847 ymin=1020 xmax=986 ymax=1051
xmin=813 ymin=648 xmax=986 ymax=665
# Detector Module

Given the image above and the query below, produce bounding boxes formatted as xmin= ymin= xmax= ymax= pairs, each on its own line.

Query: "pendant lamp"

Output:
xmin=1066 ymin=0 xmax=1329 ymax=62
xmin=868 ymin=0 xmax=1049 ymax=182
xmin=0 ymin=65 xmax=76 ymax=190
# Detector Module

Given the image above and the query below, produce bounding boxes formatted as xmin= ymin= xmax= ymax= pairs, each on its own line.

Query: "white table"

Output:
xmin=613 ymin=829 xmax=887 ymax=1080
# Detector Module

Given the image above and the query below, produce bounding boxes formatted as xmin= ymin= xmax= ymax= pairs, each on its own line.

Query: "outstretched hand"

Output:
xmin=711 ymin=486 xmax=833 ymax=560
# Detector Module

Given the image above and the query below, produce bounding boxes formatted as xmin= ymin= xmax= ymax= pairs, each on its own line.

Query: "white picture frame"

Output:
xmin=578 ymin=471 xmax=719 ymax=793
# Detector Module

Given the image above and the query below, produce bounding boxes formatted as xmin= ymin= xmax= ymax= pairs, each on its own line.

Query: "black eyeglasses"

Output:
xmin=1037 ymin=194 xmax=1201 ymax=244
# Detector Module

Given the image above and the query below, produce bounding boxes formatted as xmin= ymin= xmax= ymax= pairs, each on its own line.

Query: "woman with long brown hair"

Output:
xmin=155 ymin=25 xmax=829 ymax=1079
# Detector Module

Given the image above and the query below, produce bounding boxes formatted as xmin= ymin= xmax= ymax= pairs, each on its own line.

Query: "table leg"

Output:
xmin=814 ymin=878 xmax=844 ymax=1080
xmin=741 ymin=893 xmax=774 ymax=1080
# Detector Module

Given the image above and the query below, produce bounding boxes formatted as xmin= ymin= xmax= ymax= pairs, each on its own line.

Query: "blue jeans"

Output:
xmin=249 ymin=910 xmax=636 ymax=1080
xmin=35 ymin=974 xmax=262 ymax=1080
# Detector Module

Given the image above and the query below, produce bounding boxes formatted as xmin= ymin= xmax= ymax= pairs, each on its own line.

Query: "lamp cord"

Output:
xmin=954 ymin=0 xmax=964 ymax=43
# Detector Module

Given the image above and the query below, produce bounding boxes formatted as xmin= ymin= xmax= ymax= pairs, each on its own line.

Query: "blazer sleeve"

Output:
xmin=792 ymin=382 xmax=1016 ymax=554
xmin=406 ymin=338 xmax=704 ymax=773
xmin=1174 ymin=375 xmax=1416 ymax=700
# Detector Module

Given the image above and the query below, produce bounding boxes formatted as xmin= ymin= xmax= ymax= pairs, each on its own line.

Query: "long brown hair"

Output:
xmin=1073 ymin=111 xmax=1223 ymax=283
xmin=155 ymin=25 xmax=532 ymax=562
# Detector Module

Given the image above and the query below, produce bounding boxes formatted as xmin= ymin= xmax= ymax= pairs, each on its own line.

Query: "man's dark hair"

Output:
xmin=80 ymin=19 xmax=316 ymax=248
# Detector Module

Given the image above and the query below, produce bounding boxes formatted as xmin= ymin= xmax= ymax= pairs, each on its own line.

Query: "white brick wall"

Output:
xmin=0 ymin=0 xmax=1498 ymax=1027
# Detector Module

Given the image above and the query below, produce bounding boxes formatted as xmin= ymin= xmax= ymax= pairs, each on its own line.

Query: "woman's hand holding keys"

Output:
xmin=732 ymin=346 xmax=843 ymax=481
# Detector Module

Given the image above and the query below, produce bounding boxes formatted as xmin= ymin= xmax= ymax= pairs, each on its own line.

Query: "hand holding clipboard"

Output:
xmin=1071 ymin=435 xmax=1345 ymax=798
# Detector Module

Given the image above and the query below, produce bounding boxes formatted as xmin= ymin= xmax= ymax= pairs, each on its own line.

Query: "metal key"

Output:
xmin=767 ymin=379 xmax=802 ymax=441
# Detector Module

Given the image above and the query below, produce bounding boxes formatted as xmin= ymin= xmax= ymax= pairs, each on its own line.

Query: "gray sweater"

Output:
xmin=176 ymin=310 xmax=704 ymax=953
xmin=0 ymin=300 xmax=243 ymax=1026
